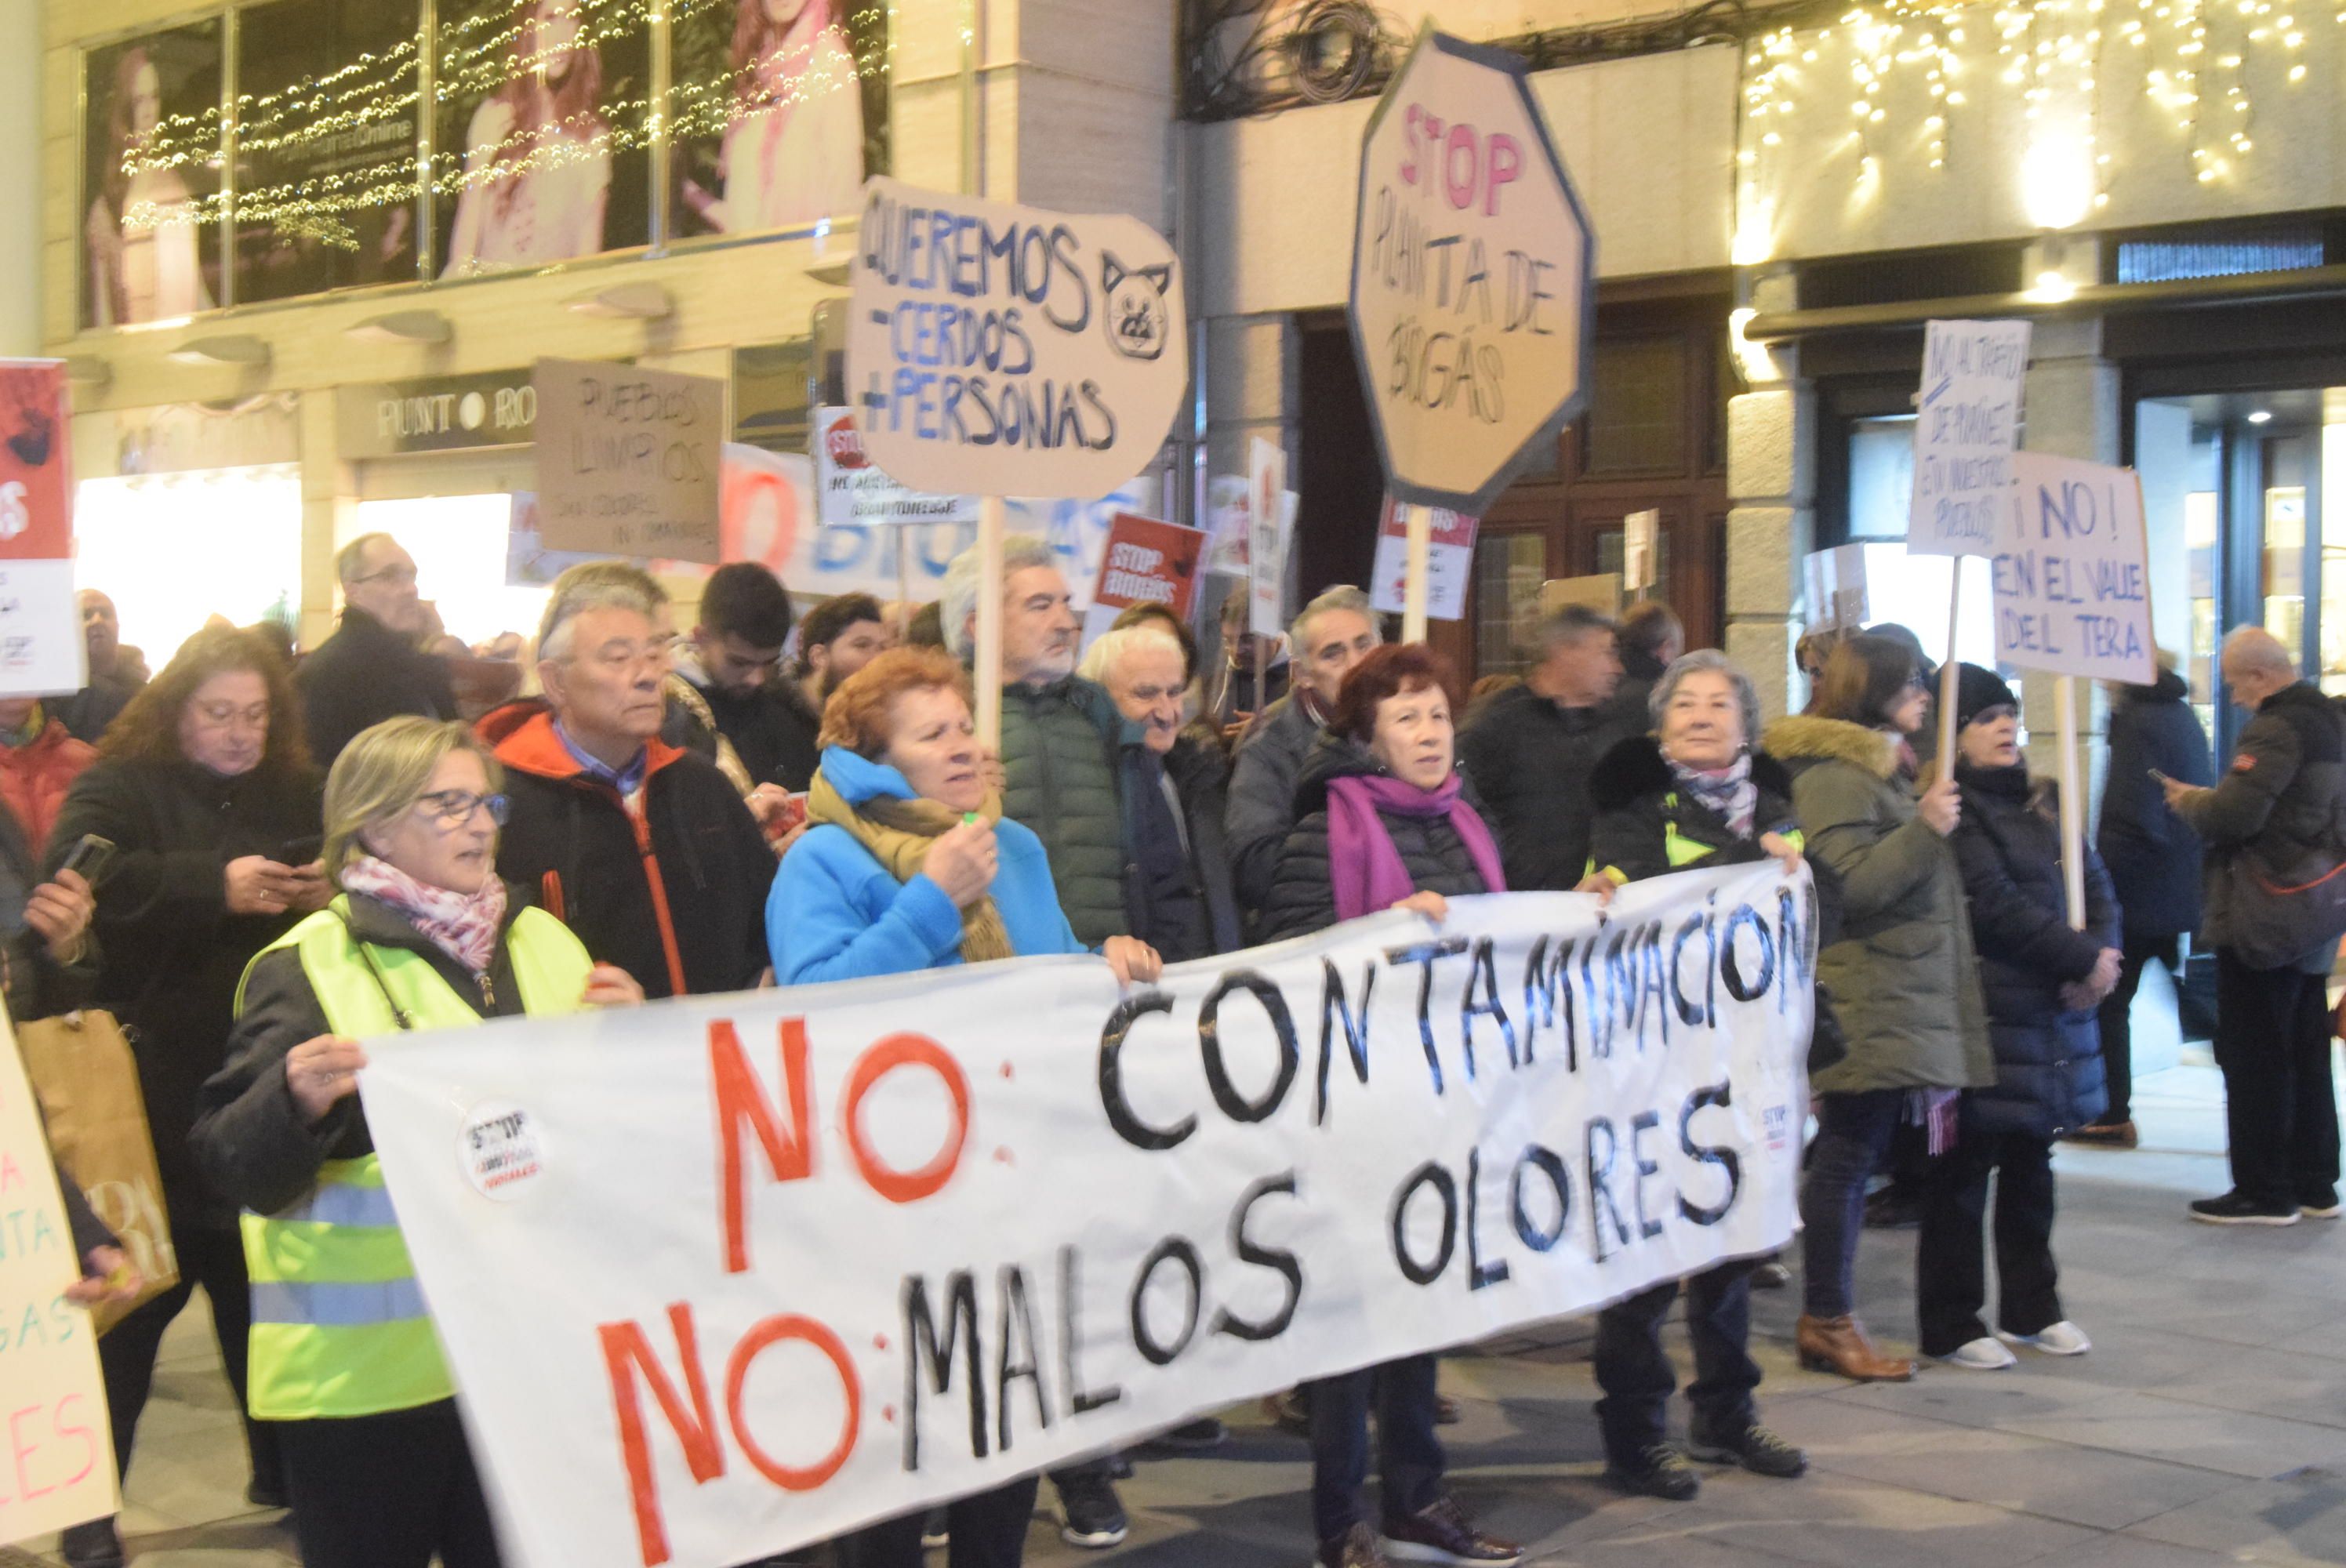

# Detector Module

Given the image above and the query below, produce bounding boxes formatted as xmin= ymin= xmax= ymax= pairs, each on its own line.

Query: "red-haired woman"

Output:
xmin=442 ymin=0 xmax=611 ymax=274
xmin=46 ymin=626 xmax=325 ymax=1567
xmin=1262 ymin=644 xmax=1520 ymax=1568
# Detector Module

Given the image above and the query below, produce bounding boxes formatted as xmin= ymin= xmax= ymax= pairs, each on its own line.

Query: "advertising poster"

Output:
xmin=434 ymin=0 xmax=652 ymax=278
xmin=1370 ymin=496 xmax=1478 ymax=622
xmin=80 ymin=22 xmax=223 ymax=329
xmin=234 ymin=0 xmax=426 ymax=302
xmin=0 ymin=364 xmax=87 ymax=699
xmin=668 ymin=0 xmax=890 ymax=241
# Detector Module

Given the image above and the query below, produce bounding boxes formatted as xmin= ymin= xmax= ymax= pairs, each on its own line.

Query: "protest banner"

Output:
xmin=1908 ymin=318 xmax=2030 ymax=765
xmin=1992 ymin=449 xmax=2155 ymax=924
xmin=847 ymin=176 xmax=1188 ymax=745
xmin=0 ymin=1011 xmax=120 ymax=1548
xmin=1349 ymin=26 xmax=1595 ymax=637
xmin=0 ymin=363 xmax=85 ymax=699
xmin=362 ymin=862 xmax=1814 ymax=1568
xmin=533 ymin=360 xmax=724 ymax=563
xmin=1371 ymin=497 xmax=1478 ymax=622
xmin=1801 ymin=544 xmax=1870 ymax=633
xmin=1083 ymin=513 xmax=1204 ymax=644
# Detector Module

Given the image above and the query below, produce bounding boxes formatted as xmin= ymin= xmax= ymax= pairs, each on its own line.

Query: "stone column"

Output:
xmin=1723 ymin=267 xmax=1814 ymax=725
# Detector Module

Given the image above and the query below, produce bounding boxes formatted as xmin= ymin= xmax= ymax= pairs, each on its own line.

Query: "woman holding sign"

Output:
xmin=191 ymin=718 xmax=642 ymax=1568
xmin=1764 ymin=635 xmax=1992 ymax=1384
xmin=1261 ymin=644 xmax=1522 ymax=1568
xmin=1919 ymin=666 xmax=2119 ymax=1370
xmin=768 ymin=646 xmax=1160 ymax=1568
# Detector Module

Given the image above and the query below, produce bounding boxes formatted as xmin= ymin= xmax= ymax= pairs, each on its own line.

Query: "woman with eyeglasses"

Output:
xmin=45 ymin=626 xmax=328 ymax=1568
xmin=1762 ymin=633 xmax=1992 ymax=1385
xmin=192 ymin=717 xmax=641 ymax=1568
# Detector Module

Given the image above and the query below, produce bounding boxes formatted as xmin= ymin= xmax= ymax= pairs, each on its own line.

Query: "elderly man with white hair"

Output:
xmin=2161 ymin=626 xmax=2346 ymax=1225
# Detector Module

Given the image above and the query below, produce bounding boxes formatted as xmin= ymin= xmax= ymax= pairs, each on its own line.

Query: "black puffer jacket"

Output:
xmin=1585 ymin=735 xmax=1800 ymax=884
xmin=1261 ymin=736 xmax=1495 ymax=940
xmin=1949 ymin=761 xmax=2119 ymax=1141
xmin=1120 ymin=735 xmax=1242 ymax=962
xmin=2097 ymin=666 xmax=2211 ymax=938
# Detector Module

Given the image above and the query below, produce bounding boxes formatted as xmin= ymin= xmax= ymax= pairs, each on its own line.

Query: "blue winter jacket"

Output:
xmin=768 ymin=746 xmax=1084 ymax=985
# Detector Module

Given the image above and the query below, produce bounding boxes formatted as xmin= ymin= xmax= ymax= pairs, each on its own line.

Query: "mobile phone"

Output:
xmin=2147 ymin=768 xmax=2173 ymax=785
xmin=59 ymin=833 xmax=115 ymax=886
xmin=278 ymin=834 xmax=324 ymax=866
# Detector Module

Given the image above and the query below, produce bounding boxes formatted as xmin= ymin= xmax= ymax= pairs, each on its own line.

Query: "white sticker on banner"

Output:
xmin=459 ymin=1102 xmax=547 ymax=1202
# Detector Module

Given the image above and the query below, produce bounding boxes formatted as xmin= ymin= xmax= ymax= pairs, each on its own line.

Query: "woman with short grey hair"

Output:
xmin=1646 ymin=648 xmax=1764 ymax=750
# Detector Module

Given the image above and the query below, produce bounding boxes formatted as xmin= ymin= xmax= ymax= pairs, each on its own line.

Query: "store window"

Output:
xmin=1838 ymin=412 xmax=1996 ymax=670
xmin=75 ymin=465 xmax=304 ymax=667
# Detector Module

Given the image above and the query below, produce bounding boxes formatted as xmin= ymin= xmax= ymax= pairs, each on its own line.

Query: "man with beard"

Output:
xmin=794 ymin=591 xmax=892 ymax=715
xmin=674 ymin=562 xmax=823 ymax=792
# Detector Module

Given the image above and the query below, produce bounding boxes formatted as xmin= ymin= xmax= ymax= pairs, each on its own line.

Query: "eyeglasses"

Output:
xmin=580 ymin=634 xmax=677 ymax=674
xmin=351 ymin=564 xmax=419 ymax=589
xmin=192 ymin=700 xmax=271 ymax=731
xmin=416 ymin=789 xmax=510 ymax=827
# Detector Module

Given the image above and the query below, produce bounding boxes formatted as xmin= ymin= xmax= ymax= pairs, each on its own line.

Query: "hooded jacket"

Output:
xmin=295 ymin=605 xmax=458 ymax=765
xmin=2171 ymin=680 xmax=2346 ymax=971
xmin=1949 ymin=763 xmax=2118 ymax=1140
xmin=1458 ymin=681 xmax=1636 ymax=891
xmin=1763 ymin=713 xmax=1992 ymax=1095
xmin=1260 ymin=735 xmax=1498 ymax=941
xmin=478 ymin=701 xmax=774 ymax=999
xmin=0 ymin=712 xmax=96 ymax=858
xmin=2096 ymin=666 xmax=2211 ymax=939
xmin=997 ymin=675 xmax=1129 ymax=946
xmin=766 ymin=746 xmax=1082 ymax=985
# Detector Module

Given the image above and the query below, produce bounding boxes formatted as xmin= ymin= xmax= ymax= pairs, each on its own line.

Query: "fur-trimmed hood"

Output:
xmin=1762 ymin=714 xmax=1902 ymax=781
xmin=1588 ymin=732 xmax=1796 ymax=812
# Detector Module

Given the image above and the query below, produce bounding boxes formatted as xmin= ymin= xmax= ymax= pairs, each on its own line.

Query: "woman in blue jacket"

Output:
xmin=766 ymin=644 xmax=1159 ymax=1568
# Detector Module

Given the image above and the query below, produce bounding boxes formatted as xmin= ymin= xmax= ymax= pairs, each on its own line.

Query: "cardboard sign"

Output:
xmin=0 ymin=1011 xmax=121 ymax=1548
xmin=1371 ymin=496 xmax=1479 ymax=621
xmin=1622 ymin=510 xmax=1658 ymax=594
xmin=811 ymin=407 xmax=979 ymax=530
xmin=1541 ymin=573 xmax=1621 ymax=619
xmin=533 ymin=360 xmax=724 ymax=564
xmin=847 ymin=176 xmax=1189 ymax=499
xmin=1085 ymin=512 xmax=1205 ymax=644
xmin=1348 ymin=27 xmax=1596 ymax=515
xmin=361 ymin=864 xmax=1813 ymax=1568
xmin=0 ymin=362 xmax=85 ymax=699
xmin=1990 ymin=452 xmax=2155 ymax=683
xmin=1246 ymin=438 xmax=1291 ymax=637
xmin=1908 ymin=320 xmax=2030 ymax=557
xmin=1802 ymin=544 xmax=1871 ymax=633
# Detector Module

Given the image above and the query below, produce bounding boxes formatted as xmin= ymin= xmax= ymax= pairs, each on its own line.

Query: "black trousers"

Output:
xmin=1916 ymin=1125 xmax=2061 ymax=1358
xmin=277 ymin=1399 xmax=499 ymax=1568
xmin=1592 ymin=1261 xmax=1760 ymax=1467
xmin=2096 ymin=933 xmax=2183 ymax=1123
xmin=1800 ymin=1089 xmax=1905 ymax=1319
xmin=96 ymin=1222 xmax=281 ymax=1490
xmin=831 ymin=1476 xmax=1040 ymax=1568
xmin=2213 ymin=949 xmax=2342 ymax=1208
xmin=1307 ymin=1354 xmax=1444 ymax=1543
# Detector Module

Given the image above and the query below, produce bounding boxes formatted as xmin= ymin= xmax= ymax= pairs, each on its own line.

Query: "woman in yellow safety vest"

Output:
xmin=193 ymin=717 xmax=641 ymax=1568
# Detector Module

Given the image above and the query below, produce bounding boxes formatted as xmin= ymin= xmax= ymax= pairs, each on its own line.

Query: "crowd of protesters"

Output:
xmin=21 ymin=527 xmax=2331 ymax=1568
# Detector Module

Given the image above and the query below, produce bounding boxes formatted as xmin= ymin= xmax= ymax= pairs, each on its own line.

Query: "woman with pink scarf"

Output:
xmin=194 ymin=717 xmax=641 ymax=1568
xmin=1261 ymin=644 xmax=1520 ymax=1568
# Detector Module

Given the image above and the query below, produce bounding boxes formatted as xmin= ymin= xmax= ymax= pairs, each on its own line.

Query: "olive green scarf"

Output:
xmin=805 ymin=770 xmax=1015 ymax=964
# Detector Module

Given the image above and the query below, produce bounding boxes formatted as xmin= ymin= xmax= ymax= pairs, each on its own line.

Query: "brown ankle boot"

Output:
xmin=1798 ymin=1313 xmax=1915 ymax=1381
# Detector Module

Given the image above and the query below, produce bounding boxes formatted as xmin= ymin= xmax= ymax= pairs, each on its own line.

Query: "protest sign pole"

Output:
xmin=975 ymin=495 xmax=1005 ymax=751
xmin=2056 ymin=673 xmax=2087 ymax=928
xmin=1402 ymin=503 xmax=1433 ymax=644
xmin=896 ymin=535 xmax=913 ymax=641
xmin=1938 ymin=572 xmax=1963 ymax=770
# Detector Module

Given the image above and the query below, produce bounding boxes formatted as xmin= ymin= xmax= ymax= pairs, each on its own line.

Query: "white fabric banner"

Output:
xmin=361 ymin=864 xmax=1815 ymax=1568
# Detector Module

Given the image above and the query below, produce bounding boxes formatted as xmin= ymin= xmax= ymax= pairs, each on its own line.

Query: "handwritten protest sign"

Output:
xmin=1908 ymin=319 xmax=2030 ymax=557
xmin=811 ymin=407 xmax=979 ymax=530
xmin=363 ymin=864 xmax=1813 ymax=1568
xmin=1371 ymin=496 xmax=1478 ymax=621
xmin=534 ymin=360 xmax=723 ymax=563
xmin=846 ymin=176 xmax=1187 ymax=502
xmin=1349 ymin=27 xmax=1595 ymax=517
xmin=1084 ymin=513 xmax=1204 ymax=642
xmin=0 ymin=1013 xmax=119 ymax=1548
xmin=1802 ymin=545 xmax=1870 ymax=633
xmin=0 ymin=362 xmax=85 ymax=698
xmin=1991 ymin=452 xmax=2154 ymax=684
xmin=1247 ymin=438 xmax=1293 ymax=639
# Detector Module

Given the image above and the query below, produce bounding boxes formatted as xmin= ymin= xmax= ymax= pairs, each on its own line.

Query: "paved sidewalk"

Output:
xmin=13 ymin=1060 xmax=2346 ymax=1567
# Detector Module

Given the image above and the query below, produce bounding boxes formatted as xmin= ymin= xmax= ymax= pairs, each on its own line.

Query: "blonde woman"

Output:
xmin=193 ymin=717 xmax=640 ymax=1568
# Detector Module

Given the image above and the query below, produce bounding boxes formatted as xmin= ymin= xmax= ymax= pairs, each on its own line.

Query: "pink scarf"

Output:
xmin=1325 ymin=772 xmax=1508 ymax=923
xmin=340 ymin=854 xmax=507 ymax=976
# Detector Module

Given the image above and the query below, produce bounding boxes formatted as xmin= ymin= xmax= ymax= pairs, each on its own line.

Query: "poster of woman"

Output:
xmin=82 ymin=24 xmax=222 ymax=328
xmin=436 ymin=0 xmax=649 ymax=276
xmin=671 ymin=0 xmax=888 ymax=240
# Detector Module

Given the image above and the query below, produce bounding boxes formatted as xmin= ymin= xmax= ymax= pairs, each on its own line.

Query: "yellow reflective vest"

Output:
xmin=233 ymin=896 xmax=590 ymax=1420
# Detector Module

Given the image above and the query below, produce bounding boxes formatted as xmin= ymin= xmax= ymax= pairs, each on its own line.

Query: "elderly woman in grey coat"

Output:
xmin=1764 ymin=633 xmax=1992 ymax=1384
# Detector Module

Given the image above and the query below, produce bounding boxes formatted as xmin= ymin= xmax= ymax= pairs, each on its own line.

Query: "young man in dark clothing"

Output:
xmin=673 ymin=561 xmax=823 ymax=793
xmin=296 ymin=533 xmax=459 ymax=764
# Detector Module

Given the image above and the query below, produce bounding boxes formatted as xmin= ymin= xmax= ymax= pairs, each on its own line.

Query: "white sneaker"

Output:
xmin=1999 ymin=1321 xmax=2091 ymax=1356
xmin=1938 ymin=1336 xmax=2017 ymax=1370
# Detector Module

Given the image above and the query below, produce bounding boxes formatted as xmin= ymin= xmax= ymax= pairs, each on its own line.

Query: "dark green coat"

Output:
xmin=999 ymin=676 xmax=1131 ymax=947
xmin=1763 ymin=714 xmax=1992 ymax=1095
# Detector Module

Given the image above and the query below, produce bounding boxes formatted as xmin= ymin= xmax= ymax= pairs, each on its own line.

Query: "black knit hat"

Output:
xmin=1952 ymin=662 xmax=2018 ymax=731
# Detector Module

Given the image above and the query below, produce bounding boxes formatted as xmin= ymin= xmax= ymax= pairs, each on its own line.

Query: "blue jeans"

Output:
xmin=1593 ymin=1261 xmax=1761 ymax=1466
xmin=1308 ymin=1355 xmax=1444 ymax=1542
xmin=1801 ymin=1089 xmax=1905 ymax=1319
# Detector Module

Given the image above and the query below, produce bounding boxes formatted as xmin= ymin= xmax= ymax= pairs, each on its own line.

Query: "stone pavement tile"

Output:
xmin=1991 ymin=1391 xmax=2346 ymax=1480
xmin=2126 ymin=1464 xmax=2346 ymax=1564
xmin=2021 ymin=1533 xmax=2239 ymax=1566
xmin=2150 ymin=1345 xmax=2346 ymax=1433
xmin=1635 ymin=1470 xmax=2100 ymax=1567
xmin=1822 ymin=1319 xmax=2234 ymax=1415
xmin=120 ymin=1424 xmax=278 ymax=1530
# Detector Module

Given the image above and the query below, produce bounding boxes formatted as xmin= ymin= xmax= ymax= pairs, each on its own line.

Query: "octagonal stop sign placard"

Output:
xmin=1349 ymin=27 xmax=1596 ymax=516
